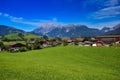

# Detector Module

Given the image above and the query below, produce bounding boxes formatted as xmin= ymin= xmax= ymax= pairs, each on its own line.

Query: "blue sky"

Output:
xmin=0 ymin=0 xmax=120 ymax=31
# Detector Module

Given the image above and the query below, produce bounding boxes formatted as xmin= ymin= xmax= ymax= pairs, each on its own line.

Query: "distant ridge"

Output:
xmin=32 ymin=23 xmax=120 ymax=37
xmin=0 ymin=25 xmax=25 ymax=36
xmin=105 ymin=23 xmax=120 ymax=35
xmin=32 ymin=24 xmax=103 ymax=37
xmin=0 ymin=23 xmax=120 ymax=37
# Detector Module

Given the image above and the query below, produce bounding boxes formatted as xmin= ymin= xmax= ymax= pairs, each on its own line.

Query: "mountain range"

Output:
xmin=32 ymin=23 xmax=120 ymax=37
xmin=0 ymin=23 xmax=120 ymax=37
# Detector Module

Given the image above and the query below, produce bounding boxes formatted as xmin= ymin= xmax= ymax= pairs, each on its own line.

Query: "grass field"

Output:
xmin=0 ymin=46 xmax=120 ymax=80
xmin=4 ymin=33 xmax=41 ymax=41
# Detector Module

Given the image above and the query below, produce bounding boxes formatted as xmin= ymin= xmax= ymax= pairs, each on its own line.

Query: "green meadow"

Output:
xmin=0 ymin=46 xmax=120 ymax=80
xmin=2 ymin=33 xmax=41 ymax=41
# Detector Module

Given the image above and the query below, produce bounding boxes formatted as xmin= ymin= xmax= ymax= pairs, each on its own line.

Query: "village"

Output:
xmin=0 ymin=35 xmax=120 ymax=52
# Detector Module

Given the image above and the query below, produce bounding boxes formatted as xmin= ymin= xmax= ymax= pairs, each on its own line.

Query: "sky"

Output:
xmin=0 ymin=0 xmax=120 ymax=31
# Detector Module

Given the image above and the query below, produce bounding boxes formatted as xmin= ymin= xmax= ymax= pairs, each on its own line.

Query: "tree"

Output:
xmin=18 ymin=33 xmax=24 ymax=40
xmin=74 ymin=40 xmax=79 ymax=45
xmin=55 ymin=37 xmax=62 ymax=41
xmin=1 ymin=36 xmax=8 ymax=41
xmin=42 ymin=35 xmax=48 ymax=40
xmin=33 ymin=39 xmax=40 ymax=49
xmin=26 ymin=39 xmax=31 ymax=50
xmin=0 ymin=41 xmax=4 ymax=51
xmin=26 ymin=39 xmax=40 ymax=50
xmin=62 ymin=40 xmax=68 ymax=46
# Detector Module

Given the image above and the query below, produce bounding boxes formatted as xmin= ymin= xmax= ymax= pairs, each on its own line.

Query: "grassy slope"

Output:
xmin=3 ymin=33 xmax=41 ymax=45
xmin=5 ymin=33 xmax=41 ymax=40
xmin=0 ymin=46 xmax=120 ymax=80
xmin=24 ymin=33 xmax=41 ymax=39
xmin=5 ymin=33 xmax=22 ymax=40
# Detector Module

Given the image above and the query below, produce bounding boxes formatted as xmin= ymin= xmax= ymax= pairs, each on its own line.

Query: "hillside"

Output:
xmin=105 ymin=23 xmax=120 ymax=35
xmin=1 ymin=24 xmax=120 ymax=38
xmin=0 ymin=25 xmax=25 ymax=36
xmin=3 ymin=33 xmax=41 ymax=41
xmin=0 ymin=46 xmax=119 ymax=80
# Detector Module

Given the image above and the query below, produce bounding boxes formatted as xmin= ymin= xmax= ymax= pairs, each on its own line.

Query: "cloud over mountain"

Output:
xmin=90 ymin=6 xmax=120 ymax=19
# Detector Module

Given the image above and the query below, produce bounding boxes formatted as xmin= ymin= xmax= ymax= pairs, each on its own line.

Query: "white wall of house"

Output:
xmin=92 ymin=44 xmax=97 ymax=46
xmin=0 ymin=48 xmax=1 ymax=51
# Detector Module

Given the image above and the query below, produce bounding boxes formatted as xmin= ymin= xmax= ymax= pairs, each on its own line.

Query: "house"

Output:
xmin=0 ymin=41 xmax=4 ymax=51
xmin=51 ymin=38 xmax=62 ymax=46
xmin=62 ymin=38 xmax=74 ymax=45
xmin=79 ymin=42 xmax=86 ymax=46
xmin=92 ymin=43 xmax=97 ymax=47
xmin=96 ymin=41 xmax=104 ymax=46
xmin=91 ymin=37 xmax=97 ymax=42
xmin=97 ymin=35 xmax=120 ymax=43
xmin=9 ymin=43 xmax=26 ymax=52
xmin=62 ymin=38 xmax=70 ymax=41
xmin=75 ymin=38 xmax=85 ymax=42
xmin=115 ymin=41 xmax=120 ymax=44
xmin=9 ymin=43 xmax=26 ymax=47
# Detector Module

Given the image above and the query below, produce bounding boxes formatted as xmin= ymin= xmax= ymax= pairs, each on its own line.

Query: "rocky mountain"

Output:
xmin=33 ymin=23 xmax=62 ymax=35
xmin=1 ymin=23 xmax=120 ymax=38
xmin=0 ymin=25 xmax=25 ymax=36
xmin=105 ymin=23 xmax=120 ymax=35
xmin=100 ymin=27 xmax=111 ymax=33
xmin=47 ymin=25 xmax=104 ymax=37
xmin=33 ymin=24 xmax=103 ymax=37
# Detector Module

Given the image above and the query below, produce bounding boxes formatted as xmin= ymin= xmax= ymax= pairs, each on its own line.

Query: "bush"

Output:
xmin=112 ymin=44 xmax=120 ymax=47
xmin=62 ymin=40 xmax=68 ymax=46
xmin=74 ymin=40 xmax=79 ymax=45
xmin=19 ymin=47 xmax=27 ymax=52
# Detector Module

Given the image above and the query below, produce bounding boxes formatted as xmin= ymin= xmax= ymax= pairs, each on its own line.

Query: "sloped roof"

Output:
xmin=76 ymin=38 xmax=85 ymax=41
xmin=9 ymin=43 xmax=25 ymax=47
xmin=97 ymin=35 xmax=120 ymax=38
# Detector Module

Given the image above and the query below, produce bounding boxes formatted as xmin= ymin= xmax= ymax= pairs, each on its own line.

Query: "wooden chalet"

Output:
xmin=97 ymin=35 xmax=120 ymax=43
xmin=75 ymin=38 xmax=85 ymax=42
xmin=9 ymin=43 xmax=26 ymax=47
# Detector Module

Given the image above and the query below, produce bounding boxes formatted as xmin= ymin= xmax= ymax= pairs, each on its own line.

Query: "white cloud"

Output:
xmin=0 ymin=12 xmax=60 ymax=27
xmin=90 ymin=6 xmax=120 ymax=19
xmin=104 ymin=0 xmax=119 ymax=7
xmin=83 ymin=0 xmax=120 ymax=10
xmin=96 ymin=20 xmax=120 ymax=29
xmin=52 ymin=18 xmax=57 ymax=22
xmin=0 ymin=11 xmax=119 ymax=30
xmin=0 ymin=12 xmax=2 ymax=16
xmin=83 ymin=20 xmax=120 ymax=29
xmin=4 ymin=13 xmax=9 ymax=17
xmin=0 ymin=12 xmax=24 ymax=21
xmin=12 ymin=18 xmax=60 ymax=27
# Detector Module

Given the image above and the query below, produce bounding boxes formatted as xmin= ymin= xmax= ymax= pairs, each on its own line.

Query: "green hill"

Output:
xmin=3 ymin=33 xmax=41 ymax=41
xmin=0 ymin=25 xmax=25 ymax=36
xmin=24 ymin=33 xmax=41 ymax=39
xmin=0 ymin=46 xmax=120 ymax=80
xmin=0 ymin=36 xmax=1 ymax=38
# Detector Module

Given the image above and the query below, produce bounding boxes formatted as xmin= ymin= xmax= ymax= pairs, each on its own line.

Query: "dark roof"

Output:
xmin=9 ymin=43 xmax=26 ymax=47
xmin=97 ymin=35 xmax=120 ymax=38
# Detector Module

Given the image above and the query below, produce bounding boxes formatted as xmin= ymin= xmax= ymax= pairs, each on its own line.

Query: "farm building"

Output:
xmin=97 ymin=35 xmax=120 ymax=43
xmin=9 ymin=43 xmax=26 ymax=52
xmin=9 ymin=43 xmax=26 ymax=47
xmin=75 ymin=38 xmax=85 ymax=42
